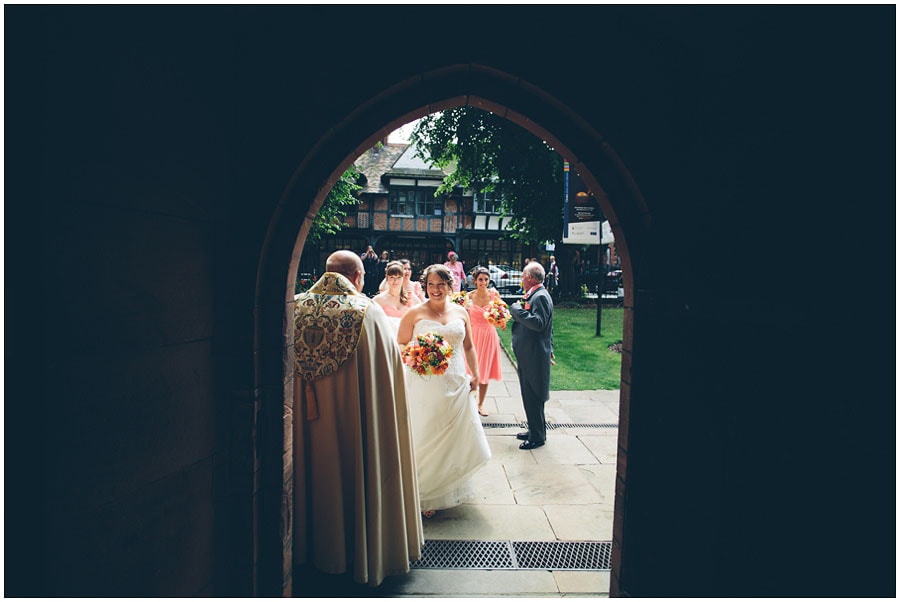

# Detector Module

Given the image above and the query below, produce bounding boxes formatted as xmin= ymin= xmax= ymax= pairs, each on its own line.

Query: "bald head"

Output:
xmin=326 ymin=250 xmax=365 ymax=291
xmin=523 ymin=261 xmax=545 ymax=283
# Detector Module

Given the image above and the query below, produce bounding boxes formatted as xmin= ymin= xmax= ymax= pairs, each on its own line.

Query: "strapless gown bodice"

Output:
xmin=412 ymin=318 xmax=468 ymax=384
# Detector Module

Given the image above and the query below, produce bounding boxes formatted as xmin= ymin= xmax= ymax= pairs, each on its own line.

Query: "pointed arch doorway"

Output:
xmin=253 ymin=64 xmax=649 ymax=597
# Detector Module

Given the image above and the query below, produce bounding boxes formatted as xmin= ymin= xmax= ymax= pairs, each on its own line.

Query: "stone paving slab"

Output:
xmin=529 ymin=435 xmax=599 ymax=465
xmin=390 ymin=568 xmax=560 ymax=596
xmin=553 ymin=570 xmax=611 ymax=595
xmin=505 ymin=464 xmax=604 ymax=506
xmin=576 ymin=464 xmax=617 ymax=503
xmin=483 ymin=434 xmax=540 ymax=467
xmin=544 ymin=504 xmax=614 ymax=540
xmin=549 ymin=390 xmax=598 ymax=400
xmin=422 ymin=504 xmax=556 ymax=540
xmin=578 ymin=434 xmax=620 ymax=464
xmin=557 ymin=401 xmax=619 ymax=423
xmin=467 ymin=463 xmax=516 ymax=505
xmin=494 ymin=398 xmax=527 ymax=417
xmin=544 ymin=407 xmax=577 ymax=424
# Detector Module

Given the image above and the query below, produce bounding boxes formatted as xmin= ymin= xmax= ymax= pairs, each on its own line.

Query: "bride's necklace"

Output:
xmin=429 ymin=302 xmax=446 ymax=318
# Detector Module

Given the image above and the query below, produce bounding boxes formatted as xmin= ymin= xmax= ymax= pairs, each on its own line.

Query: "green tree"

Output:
xmin=306 ymin=165 xmax=363 ymax=244
xmin=411 ymin=107 xmax=565 ymax=244
xmin=410 ymin=107 xmax=582 ymax=296
xmin=297 ymin=166 xmax=362 ymax=294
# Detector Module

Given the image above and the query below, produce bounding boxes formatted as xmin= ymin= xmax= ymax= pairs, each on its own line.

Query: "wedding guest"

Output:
xmin=547 ymin=255 xmax=559 ymax=292
xmin=373 ymin=250 xmax=390 ymax=289
xmin=293 ymin=250 xmax=422 ymax=585
xmin=443 ymin=252 xmax=466 ymax=293
xmin=360 ymin=245 xmax=379 ymax=297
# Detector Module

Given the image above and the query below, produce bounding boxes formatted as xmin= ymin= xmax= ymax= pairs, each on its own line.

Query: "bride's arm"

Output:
xmin=459 ymin=308 xmax=480 ymax=388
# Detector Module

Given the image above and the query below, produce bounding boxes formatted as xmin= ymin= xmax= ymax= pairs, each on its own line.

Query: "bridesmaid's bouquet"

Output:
xmin=449 ymin=291 xmax=469 ymax=306
xmin=484 ymin=297 xmax=511 ymax=330
xmin=402 ymin=332 xmax=454 ymax=376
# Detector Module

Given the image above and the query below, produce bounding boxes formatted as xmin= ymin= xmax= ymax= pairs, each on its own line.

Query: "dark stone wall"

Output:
xmin=6 ymin=5 xmax=893 ymax=597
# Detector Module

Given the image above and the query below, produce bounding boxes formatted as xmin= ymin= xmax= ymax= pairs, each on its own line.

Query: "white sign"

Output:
xmin=565 ymin=221 xmax=601 ymax=245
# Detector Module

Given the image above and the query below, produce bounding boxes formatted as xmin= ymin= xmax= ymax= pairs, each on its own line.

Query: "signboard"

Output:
xmin=562 ymin=163 xmax=602 ymax=245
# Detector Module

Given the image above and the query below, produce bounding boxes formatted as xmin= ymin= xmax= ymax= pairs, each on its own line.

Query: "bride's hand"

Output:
xmin=469 ymin=375 xmax=478 ymax=391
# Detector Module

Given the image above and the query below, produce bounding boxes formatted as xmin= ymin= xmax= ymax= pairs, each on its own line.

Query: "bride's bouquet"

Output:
xmin=484 ymin=297 xmax=511 ymax=330
xmin=402 ymin=332 xmax=454 ymax=376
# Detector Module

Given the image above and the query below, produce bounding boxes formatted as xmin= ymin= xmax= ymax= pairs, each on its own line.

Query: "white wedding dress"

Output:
xmin=406 ymin=318 xmax=492 ymax=512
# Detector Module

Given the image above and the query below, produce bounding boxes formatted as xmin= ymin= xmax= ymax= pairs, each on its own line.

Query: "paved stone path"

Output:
xmin=390 ymin=348 xmax=619 ymax=597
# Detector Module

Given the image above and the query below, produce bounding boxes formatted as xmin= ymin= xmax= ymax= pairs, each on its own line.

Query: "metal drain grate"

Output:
xmin=410 ymin=540 xmax=611 ymax=571
xmin=411 ymin=540 xmax=514 ymax=569
xmin=513 ymin=540 xmax=611 ymax=570
xmin=547 ymin=422 xmax=618 ymax=430
xmin=480 ymin=422 xmax=618 ymax=430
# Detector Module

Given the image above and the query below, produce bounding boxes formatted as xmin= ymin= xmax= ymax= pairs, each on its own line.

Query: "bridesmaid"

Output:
xmin=399 ymin=259 xmax=425 ymax=302
xmin=373 ymin=261 xmax=417 ymax=330
xmin=465 ymin=266 xmax=504 ymax=416
xmin=379 ymin=258 xmax=424 ymax=304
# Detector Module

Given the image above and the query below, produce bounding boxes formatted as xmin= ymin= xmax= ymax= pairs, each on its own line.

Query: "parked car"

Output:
xmin=583 ymin=266 xmax=622 ymax=294
xmin=465 ymin=264 xmax=523 ymax=294
xmin=605 ymin=268 xmax=623 ymax=294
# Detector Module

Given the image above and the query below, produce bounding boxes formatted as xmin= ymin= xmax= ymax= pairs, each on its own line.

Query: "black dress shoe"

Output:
xmin=516 ymin=432 xmax=530 ymax=441
xmin=519 ymin=440 xmax=545 ymax=450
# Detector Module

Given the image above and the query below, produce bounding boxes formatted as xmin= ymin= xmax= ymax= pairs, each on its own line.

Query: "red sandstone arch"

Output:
xmin=254 ymin=64 xmax=650 ymax=596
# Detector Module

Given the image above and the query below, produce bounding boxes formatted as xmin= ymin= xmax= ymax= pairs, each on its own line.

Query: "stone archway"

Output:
xmin=253 ymin=64 xmax=651 ymax=596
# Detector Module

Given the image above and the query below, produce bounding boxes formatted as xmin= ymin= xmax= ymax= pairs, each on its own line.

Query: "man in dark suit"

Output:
xmin=509 ymin=261 xmax=554 ymax=450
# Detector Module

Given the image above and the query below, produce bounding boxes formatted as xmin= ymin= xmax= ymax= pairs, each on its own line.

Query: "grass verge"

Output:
xmin=498 ymin=306 xmax=623 ymax=391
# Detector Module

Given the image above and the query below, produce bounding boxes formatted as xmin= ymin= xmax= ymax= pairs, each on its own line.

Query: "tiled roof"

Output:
xmin=354 ymin=142 xmax=446 ymax=194
xmin=354 ymin=143 xmax=409 ymax=194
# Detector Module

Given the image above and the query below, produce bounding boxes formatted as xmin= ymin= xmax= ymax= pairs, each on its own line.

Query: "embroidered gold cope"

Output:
xmin=294 ymin=272 xmax=370 ymax=419
xmin=292 ymin=271 xmax=423 ymax=585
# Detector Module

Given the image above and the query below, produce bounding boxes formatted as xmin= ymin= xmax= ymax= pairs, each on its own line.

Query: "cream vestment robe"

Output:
xmin=293 ymin=273 xmax=423 ymax=587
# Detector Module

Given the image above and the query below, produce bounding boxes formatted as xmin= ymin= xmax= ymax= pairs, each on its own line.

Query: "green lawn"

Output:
xmin=498 ymin=306 xmax=623 ymax=390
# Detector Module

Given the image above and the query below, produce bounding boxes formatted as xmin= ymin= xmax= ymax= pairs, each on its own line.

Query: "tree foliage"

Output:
xmin=306 ymin=165 xmax=363 ymax=244
xmin=411 ymin=107 xmax=589 ymax=296
xmin=410 ymin=107 xmax=565 ymax=246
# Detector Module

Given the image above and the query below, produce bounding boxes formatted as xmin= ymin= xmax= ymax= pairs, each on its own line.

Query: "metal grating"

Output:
xmin=411 ymin=539 xmax=514 ymax=569
xmin=513 ymin=540 xmax=611 ymax=570
xmin=410 ymin=540 xmax=611 ymax=571
xmin=480 ymin=422 xmax=618 ymax=430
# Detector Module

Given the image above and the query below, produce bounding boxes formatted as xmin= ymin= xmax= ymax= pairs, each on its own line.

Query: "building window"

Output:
xmin=474 ymin=191 xmax=503 ymax=214
xmin=390 ymin=187 xmax=442 ymax=216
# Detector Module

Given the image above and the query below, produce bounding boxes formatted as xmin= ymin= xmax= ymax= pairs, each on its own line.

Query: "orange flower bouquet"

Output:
xmin=484 ymin=297 xmax=511 ymax=330
xmin=401 ymin=332 xmax=453 ymax=376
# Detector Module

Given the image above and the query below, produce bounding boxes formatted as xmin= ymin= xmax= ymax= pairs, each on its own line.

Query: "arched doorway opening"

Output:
xmin=253 ymin=64 xmax=650 ymax=597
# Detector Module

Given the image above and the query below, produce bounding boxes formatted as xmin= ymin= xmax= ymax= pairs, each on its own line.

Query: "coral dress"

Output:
xmin=467 ymin=296 xmax=503 ymax=384
xmin=376 ymin=297 xmax=416 ymax=337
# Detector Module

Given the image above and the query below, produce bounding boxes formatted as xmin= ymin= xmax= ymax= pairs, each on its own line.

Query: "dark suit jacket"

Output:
xmin=510 ymin=286 xmax=553 ymax=398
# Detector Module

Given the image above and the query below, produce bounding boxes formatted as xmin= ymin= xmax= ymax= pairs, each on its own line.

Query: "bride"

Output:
xmin=397 ymin=264 xmax=492 ymax=518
